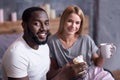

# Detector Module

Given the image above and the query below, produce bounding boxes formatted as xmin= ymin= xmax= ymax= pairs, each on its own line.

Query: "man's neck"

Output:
xmin=23 ymin=35 xmax=39 ymax=50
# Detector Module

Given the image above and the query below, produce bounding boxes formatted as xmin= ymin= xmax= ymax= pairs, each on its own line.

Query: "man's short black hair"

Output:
xmin=22 ymin=7 xmax=47 ymax=22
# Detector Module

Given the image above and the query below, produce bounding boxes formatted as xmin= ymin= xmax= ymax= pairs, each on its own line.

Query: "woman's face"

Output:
xmin=63 ymin=13 xmax=81 ymax=35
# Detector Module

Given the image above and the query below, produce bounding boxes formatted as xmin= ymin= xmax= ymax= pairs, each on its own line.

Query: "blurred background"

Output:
xmin=0 ymin=0 xmax=120 ymax=79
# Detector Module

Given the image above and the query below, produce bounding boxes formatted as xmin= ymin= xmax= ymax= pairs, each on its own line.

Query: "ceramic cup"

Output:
xmin=100 ymin=43 xmax=116 ymax=58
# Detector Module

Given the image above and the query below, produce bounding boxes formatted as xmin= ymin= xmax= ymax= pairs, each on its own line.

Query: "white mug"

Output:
xmin=99 ymin=43 xmax=116 ymax=58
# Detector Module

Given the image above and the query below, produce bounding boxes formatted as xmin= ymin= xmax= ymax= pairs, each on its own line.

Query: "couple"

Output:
xmin=2 ymin=5 xmax=114 ymax=80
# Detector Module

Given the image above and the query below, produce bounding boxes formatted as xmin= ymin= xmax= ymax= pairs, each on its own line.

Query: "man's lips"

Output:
xmin=38 ymin=32 xmax=47 ymax=39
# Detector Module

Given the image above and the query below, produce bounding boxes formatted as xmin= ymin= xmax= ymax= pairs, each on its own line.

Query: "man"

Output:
xmin=2 ymin=6 xmax=88 ymax=80
xmin=2 ymin=7 xmax=50 ymax=80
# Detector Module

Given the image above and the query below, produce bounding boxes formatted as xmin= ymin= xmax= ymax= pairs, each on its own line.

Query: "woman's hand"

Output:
xmin=60 ymin=62 xmax=88 ymax=79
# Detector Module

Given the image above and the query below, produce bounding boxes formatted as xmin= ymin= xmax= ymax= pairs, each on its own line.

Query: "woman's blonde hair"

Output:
xmin=57 ymin=5 xmax=85 ymax=35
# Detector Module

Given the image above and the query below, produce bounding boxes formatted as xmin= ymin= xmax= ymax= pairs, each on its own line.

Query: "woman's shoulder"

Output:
xmin=47 ymin=34 xmax=58 ymax=43
xmin=79 ymin=34 xmax=91 ymax=39
xmin=48 ymin=34 xmax=57 ymax=40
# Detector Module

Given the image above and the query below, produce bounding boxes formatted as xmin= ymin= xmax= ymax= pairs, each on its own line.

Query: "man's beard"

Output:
xmin=32 ymin=31 xmax=50 ymax=45
xmin=27 ymin=27 xmax=50 ymax=45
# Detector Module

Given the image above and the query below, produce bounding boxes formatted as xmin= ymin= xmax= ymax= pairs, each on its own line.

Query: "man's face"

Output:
xmin=27 ymin=11 xmax=50 ymax=45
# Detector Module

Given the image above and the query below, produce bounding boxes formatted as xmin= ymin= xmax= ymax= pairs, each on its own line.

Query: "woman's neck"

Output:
xmin=57 ymin=33 xmax=78 ymax=49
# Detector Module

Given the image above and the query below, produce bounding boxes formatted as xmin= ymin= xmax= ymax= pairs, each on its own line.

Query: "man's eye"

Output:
xmin=34 ymin=22 xmax=40 ymax=26
xmin=45 ymin=21 xmax=49 ymax=26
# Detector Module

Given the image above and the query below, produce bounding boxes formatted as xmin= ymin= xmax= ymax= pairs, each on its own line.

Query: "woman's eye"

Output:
xmin=76 ymin=21 xmax=80 ymax=25
xmin=67 ymin=19 xmax=72 ymax=22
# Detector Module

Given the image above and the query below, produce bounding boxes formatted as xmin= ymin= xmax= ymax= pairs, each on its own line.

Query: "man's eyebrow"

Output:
xmin=45 ymin=19 xmax=49 ymax=22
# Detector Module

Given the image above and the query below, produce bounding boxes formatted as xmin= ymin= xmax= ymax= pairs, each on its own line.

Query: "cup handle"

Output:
xmin=111 ymin=45 xmax=116 ymax=53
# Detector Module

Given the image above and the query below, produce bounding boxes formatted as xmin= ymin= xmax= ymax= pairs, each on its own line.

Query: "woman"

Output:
xmin=47 ymin=5 xmax=114 ymax=80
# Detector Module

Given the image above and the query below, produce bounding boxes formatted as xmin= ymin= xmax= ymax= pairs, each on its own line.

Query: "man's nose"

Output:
xmin=40 ymin=24 xmax=47 ymax=30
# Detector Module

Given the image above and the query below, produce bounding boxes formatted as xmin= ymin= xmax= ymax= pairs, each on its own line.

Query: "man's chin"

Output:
xmin=37 ymin=37 xmax=48 ymax=45
xmin=39 ymin=36 xmax=47 ymax=41
xmin=34 ymin=32 xmax=50 ymax=45
xmin=35 ymin=40 xmax=46 ymax=45
xmin=39 ymin=40 xmax=46 ymax=44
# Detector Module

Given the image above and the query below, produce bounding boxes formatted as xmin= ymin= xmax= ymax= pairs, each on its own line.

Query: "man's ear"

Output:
xmin=22 ymin=22 xmax=28 ymax=34
xmin=22 ymin=22 xmax=27 ymax=30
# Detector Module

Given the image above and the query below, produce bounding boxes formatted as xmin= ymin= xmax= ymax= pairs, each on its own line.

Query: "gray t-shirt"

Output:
xmin=47 ymin=34 xmax=98 ymax=67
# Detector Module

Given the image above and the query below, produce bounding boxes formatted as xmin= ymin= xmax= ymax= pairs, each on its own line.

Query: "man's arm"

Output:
xmin=47 ymin=58 xmax=61 ymax=80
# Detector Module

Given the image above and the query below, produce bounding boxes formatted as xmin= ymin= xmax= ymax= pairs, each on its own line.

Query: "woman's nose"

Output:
xmin=72 ymin=22 xmax=76 ymax=27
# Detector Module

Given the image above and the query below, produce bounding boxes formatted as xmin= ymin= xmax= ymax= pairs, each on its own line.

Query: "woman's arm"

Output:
xmin=47 ymin=58 xmax=87 ymax=80
xmin=92 ymin=53 xmax=104 ymax=67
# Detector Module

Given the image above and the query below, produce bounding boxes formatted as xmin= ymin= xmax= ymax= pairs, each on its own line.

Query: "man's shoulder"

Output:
xmin=11 ymin=37 xmax=25 ymax=47
xmin=6 ymin=37 xmax=26 ymax=53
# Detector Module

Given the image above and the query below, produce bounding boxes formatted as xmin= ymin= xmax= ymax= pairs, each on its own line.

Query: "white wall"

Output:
xmin=98 ymin=0 xmax=120 ymax=71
